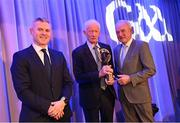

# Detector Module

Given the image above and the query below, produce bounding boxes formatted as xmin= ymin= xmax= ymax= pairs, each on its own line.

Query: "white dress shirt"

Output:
xmin=87 ymin=41 xmax=101 ymax=63
xmin=32 ymin=43 xmax=51 ymax=65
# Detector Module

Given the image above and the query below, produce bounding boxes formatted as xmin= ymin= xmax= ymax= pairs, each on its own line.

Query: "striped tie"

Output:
xmin=93 ymin=45 xmax=106 ymax=90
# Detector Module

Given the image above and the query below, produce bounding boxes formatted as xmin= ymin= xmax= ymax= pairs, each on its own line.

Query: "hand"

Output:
xmin=105 ymin=74 xmax=115 ymax=85
xmin=48 ymin=100 xmax=66 ymax=120
xmin=117 ymin=74 xmax=130 ymax=85
xmin=99 ymin=65 xmax=113 ymax=78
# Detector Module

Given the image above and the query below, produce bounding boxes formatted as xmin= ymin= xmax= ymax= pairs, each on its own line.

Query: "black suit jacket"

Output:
xmin=72 ymin=42 xmax=116 ymax=109
xmin=10 ymin=45 xmax=73 ymax=122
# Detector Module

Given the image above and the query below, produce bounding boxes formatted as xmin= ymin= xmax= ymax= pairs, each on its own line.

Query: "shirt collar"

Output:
xmin=122 ymin=38 xmax=133 ymax=47
xmin=87 ymin=40 xmax=100 ymax=49
xmin=32 ymin=43 xmax=49 ymax=53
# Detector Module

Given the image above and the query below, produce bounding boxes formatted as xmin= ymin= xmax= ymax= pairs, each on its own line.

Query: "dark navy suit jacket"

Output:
xmin=11 ymin=45 xmax=73 ymax=122
xmin=72 ymin=42 xmax=116 ymax=109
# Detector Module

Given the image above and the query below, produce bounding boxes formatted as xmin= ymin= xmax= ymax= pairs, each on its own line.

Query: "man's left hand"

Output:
xmin=105 ymin=74 xmax=115 ymax=85
xmin=48 ymin=100 xmax=66 ymax=120
xmin=117 ymin=74 xmax=130 ymax=85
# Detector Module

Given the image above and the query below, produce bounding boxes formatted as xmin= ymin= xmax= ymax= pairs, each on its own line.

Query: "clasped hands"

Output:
xmin=48 ymin=100 xmax=66 ymax=120
xmin=99 ymin=65 xmax=115 ymax=85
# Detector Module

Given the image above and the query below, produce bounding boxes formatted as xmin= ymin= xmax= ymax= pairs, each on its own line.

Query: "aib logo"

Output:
xmin=106 ymin=0 xmax=173 ymax=43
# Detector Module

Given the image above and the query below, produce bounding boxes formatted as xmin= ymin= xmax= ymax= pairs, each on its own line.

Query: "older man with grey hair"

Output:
xmin=114 ymin=20 xmax=156 ymax=122
xmin=72 ymin=19 xmax=116 ymax=122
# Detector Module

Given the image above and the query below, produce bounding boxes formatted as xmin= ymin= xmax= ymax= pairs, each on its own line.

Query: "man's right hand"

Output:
xmin=48 ymin=100 xmax=66 ymax=120
xmin=99 ymin=65 xmax=113 ymax=78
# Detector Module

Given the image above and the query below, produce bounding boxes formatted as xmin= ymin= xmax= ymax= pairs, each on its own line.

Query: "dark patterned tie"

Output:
xmin=93 ymin=45 xmax=101 ymax=70
xmin=93 ymin=45 xmax=106 ymax=90
xmin=41 ymin=49 xmax=51 ymax=80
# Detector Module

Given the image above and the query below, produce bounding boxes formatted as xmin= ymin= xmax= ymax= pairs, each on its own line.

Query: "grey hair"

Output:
xmin=115 ymin=20 xmax=134 ymax=33
xmin=84 ymin=19 xmax=100 ymax=31
xmin=115 ymin=20 xmax=132 ymax=29
xmin=31 ymin=17 xmax=51 ymax=28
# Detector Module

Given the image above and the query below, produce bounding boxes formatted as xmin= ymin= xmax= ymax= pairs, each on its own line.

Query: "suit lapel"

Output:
xmin=84 ymin=43 xmax=98 ymax=70
xmin=48 ymin=49 xmax=57 ymax=98
xmin=48 ymin=49 xmax=56 ymax=85
xmin=114 ymin=44 xmax=122 ymax=73
xmin=30 ymin=46 xmax=53 ymax=87
xmin=118 ymin=44 xmax=123 ymax=69
xmin=29 ymin=45 xmax=44 ymax=69
xmin=28 ymin=46 xmax=54 ymax=87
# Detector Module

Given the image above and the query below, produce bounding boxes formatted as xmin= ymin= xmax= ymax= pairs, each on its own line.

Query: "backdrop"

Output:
xmin=0 ymin=0 xmax=180 ymax=122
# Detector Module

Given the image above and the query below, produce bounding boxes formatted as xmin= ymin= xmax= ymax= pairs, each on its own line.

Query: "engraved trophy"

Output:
xmin=99 ymin=48 xmax=113 ymax=81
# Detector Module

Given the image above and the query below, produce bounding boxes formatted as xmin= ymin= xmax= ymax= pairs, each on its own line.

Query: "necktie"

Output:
xmin=93 ymin=45 xmax=106 ymax=90
xmin=41 ymin=49 xmax=51 ymax=80
xmin=120 ymin=44 xmax=128 ymax=67
xmin=93 ymin=45 xmax=101 ymax=70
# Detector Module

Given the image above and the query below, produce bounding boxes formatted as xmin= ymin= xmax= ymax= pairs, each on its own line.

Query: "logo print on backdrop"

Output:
xmin=105 ymin=0 xmax=173 ymax=43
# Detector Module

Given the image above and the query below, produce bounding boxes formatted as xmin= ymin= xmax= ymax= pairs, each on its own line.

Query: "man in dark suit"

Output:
xmin=114 ymin=20 xmax=156 ymax=122
xmin=10 ymin=18 xmax=73 ymax=122
xmin=72 ymin=19 xmax=116 ymax=122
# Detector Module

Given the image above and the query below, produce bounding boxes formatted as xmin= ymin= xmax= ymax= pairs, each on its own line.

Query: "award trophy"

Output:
xmin=99 ymin=48 xmax=113 ymax=81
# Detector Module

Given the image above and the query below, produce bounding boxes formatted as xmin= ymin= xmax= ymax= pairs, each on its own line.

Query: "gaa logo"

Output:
xmin=106 ymin=0 xmax=173 ymax=43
